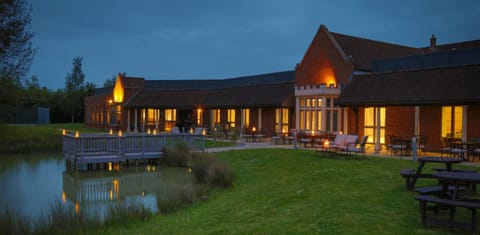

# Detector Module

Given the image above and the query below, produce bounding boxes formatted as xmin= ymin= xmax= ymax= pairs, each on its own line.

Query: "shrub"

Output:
xmin=191 ymin=153 xmax=234 ymax=188
xmin=161 ymin=142 xmax=191 ymax=167
xmin=156 ymin=184 xmax=197 ymax=214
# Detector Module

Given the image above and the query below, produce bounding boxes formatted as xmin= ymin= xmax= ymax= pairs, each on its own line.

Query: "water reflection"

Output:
xmin=0 ymin=153 xmax=194 ymax=221
xmin=62 ymin=166 xmax=193 ymax=218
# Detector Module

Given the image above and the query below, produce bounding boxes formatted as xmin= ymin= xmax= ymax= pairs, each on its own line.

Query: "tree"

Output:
xmin=103 ymin=75 xmax=115 ymax=87
xmin=64 ymin=56 xmax=86 ymax=123
xmin=0 ymin=0 xmax=35 ymax=80
xmin=65 ymin=56 xmax=85 ymax=90
xmin=0 ymin=0 xmax=35 ymax=122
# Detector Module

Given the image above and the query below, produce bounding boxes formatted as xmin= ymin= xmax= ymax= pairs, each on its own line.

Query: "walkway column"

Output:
xmin=127 ymin=109 xmax=131 ymax=132
xmin=295 ymin=97 xmax=300 ymax=130
xmin=414 ymin=106 xmax=420 ymax=136
xmin=321 ymin=96 xmax=327 ymax=131
xmin=155 ymin=109 xmax=159 ymax=130
xmin=375 ymin=107 xmax=381 ymax=153
xmin=462 ymin=105 xmax=469 ymax=142
xmin=258 ymin=108 xmax=262 ymax=131
xmin=134 ymin=109 xmax=138 ymax=133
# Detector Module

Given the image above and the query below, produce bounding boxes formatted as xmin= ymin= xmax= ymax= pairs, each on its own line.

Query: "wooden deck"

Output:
xmin=62 ymin=133 xmax=205 ymax=168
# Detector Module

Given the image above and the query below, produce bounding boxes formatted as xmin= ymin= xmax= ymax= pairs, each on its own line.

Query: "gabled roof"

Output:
xmin=337 ymin=64 xmax=480 ymax=106
xmin=203 ymin=82 xmax=295 ymax=108
xmin=425 ymin=39 xmax=480 ymax=53
xmin=331 ymin=32 xmax=421 ymax=71
xmin=124 ymin=81 xmax=295 ymax=109
xmin=144 ymin=71 xmax=295 ymax=90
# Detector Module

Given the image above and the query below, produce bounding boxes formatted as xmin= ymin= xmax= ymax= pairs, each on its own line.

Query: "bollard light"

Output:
xmin=118 ymin=130 xmax=122 ymax=137
xmin=62 ymin=129 xmax=66 ymax=135
xmin=109 ymin=128 xmax=113 ymax=135
xmin=74 ymin=131 xmax=80 ymax=138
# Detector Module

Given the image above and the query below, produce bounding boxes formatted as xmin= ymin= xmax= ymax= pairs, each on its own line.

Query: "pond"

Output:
xmin=0 ymin=152 xmax=194 ymax=222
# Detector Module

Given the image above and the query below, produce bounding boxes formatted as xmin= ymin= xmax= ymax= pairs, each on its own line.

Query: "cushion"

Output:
xmin=334 ymin=134 xmax=346 ymax=146
xmin=345 ymin=135 xmax=358 ymax=144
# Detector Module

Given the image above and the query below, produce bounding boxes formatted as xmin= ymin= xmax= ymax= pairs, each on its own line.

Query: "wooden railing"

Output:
xmin=62 ymin=133 xmax=205 ymax=165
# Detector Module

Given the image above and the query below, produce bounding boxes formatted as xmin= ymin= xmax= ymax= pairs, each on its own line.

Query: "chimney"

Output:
xmin=430 ymin=34 xmax=437 ymax=48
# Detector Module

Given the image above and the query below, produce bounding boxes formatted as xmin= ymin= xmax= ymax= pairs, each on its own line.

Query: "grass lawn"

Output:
xmin=97 ymin=149 xmax=477 ymax=235
xmin=0 ymin=123 xmax=102 ymax=153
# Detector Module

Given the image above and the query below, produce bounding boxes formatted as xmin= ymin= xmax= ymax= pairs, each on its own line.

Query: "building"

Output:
xmin=85 ymin=71 xmax=296 ymax=136
xmin=85 ymin=24 xmax=480 ymax=151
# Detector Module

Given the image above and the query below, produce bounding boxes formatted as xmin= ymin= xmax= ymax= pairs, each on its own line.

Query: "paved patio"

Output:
xmin=205 ymin=138 xmax=480 ymax=168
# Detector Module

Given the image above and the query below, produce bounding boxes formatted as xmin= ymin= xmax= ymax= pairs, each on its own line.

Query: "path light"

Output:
xmin=153 ymin=129 xmax=157 ymax=135
xmin=109 ymin=128 xmax=113 ymax=135
xmin=62 ymin=129 xmax=66 ymax=135
xmin=147 ymin=128 xmax=151 ymax=134
xmin=189 ymin=128 xmax=193 ymax=134
xmin=188 ymin=167 xmax=192 ymax=173
xmin=323 ymin=140 xmax=330 ymax=148
xmin=75 ymin=202 xmax=80 ymax=214
xmin=202 ymin=129 xmax=206 ymax=135
xmin=62 ymin=191 xmax=66 ymax=203
xmin=118 ymin=130 xmax=122 ymax=136
xmin=74 ymin=131 xmax=80 ymax=138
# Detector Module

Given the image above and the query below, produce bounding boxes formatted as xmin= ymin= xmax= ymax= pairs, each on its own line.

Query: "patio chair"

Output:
xmin=440 ymin=137 xmax=451 ymax=157
xmin=416 ymin=135 xmax=427 ymax=155
xmin=346 ymin=136 xmax=368 ymax=156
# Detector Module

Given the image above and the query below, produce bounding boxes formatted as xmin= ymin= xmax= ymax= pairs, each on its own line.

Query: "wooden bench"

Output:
xmin=415 ymin=195 xmax=480 ymax=234
xmin=415 ymin=185 xmax=466 ymax=196
xmin=400 ymin=169 xmax=415 ymax=187
xmin=432 ymin=168 xmax=476 ymax=173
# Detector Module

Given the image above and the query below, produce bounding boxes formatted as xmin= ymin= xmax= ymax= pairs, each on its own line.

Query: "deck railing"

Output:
xmin=62 ymin=133 xmax=205 ymax=164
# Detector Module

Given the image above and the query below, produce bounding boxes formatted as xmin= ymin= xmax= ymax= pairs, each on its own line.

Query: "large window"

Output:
xmin=227 ymin=109 xmax=235 ymax=128
xmin=364 ymin=107 xmax=385 ymax=144
xmin=242 ymin=109 xmax=250 ymax=128
xmin=275 ymin=108 xmax=289 ymax=134
xmin=164 ymin=109 xmax=176 ymax=131
xmin=211 ymin=109 xmax=221 ymax=128
xmin=298 ymin=97 xmax=338 ymax=132
xmin=196 ymin=109 xmax=203 ymax=126
xmin=442 ymin=106 xmax=463 ymax=138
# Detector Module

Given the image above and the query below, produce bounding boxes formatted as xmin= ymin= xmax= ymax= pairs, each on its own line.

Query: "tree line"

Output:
xmin=0 ymin=0 xmax=106 ymax=123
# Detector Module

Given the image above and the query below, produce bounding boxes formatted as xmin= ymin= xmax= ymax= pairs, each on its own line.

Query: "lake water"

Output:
xmin=0 ymin=152 xmax=193 ymax=220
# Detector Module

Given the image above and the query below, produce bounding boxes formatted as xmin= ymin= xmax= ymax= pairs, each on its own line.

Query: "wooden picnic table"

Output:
xmin=433 ymin=171 xmax=480 ymax=200
xmin=405 ymin=156 xmax=463 ymax=189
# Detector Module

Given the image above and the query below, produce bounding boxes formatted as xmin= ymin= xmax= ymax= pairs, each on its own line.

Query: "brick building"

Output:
xmin=85 ymin=24 xmax=480 ymax=152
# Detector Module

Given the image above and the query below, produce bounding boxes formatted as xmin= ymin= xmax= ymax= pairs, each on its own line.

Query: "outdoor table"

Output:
xmin=408 ymin=156 xmax=463 ymax=189
xmin=433 ymin=171 xmax=480 ymax=200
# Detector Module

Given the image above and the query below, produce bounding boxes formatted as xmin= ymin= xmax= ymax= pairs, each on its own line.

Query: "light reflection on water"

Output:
xmin=0 ymin=153 xmax=193 ymax=220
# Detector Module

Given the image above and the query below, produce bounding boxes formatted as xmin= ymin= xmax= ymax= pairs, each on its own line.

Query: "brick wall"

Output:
xmin=386 ymin=106 xmax=415 ymax=138
xmin=295 ymin=26 xmax=353 ymax=87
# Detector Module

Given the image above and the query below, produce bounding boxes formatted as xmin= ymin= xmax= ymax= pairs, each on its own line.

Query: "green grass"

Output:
xmin=0 ymin=123 xmax=103 ymax=153
xmin=95 ymin=149 xmax=478 ymax=235
xmin=204 ymin=139 xmax=236 ymax=148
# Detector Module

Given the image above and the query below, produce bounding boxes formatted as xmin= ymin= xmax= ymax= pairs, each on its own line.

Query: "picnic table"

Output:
xmin=401 ymin=156 xmax=463 ymax=189
xmin=433 ymin=171 xmax=480 ymax=200
xmin=415 ymin=171 xmax=480 ymax=233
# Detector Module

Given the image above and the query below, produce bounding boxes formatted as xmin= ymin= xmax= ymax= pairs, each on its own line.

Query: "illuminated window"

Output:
xmin=306 ymin=99 xmax=311 ymax=108
xmin=212 ymin=109 xmax=221 ymax=126
xmin=196 ymin=109 xmax=203 ymax=126
xmin=147 ymin=109 xmax=157 ymax=126
xmin=227 ymin=109 xmax=235 ymax=128
xmin=300 ymin=111 xmax=305 ymax=130
xmin=242 ymin=109 xmax=250 ymax=128
xmin=442 ymin=106 xmax=463 ymax=138
xmin=300 ymin=98 xmax=305 ymax=108
xmin=275 ymin=108 xmax=289 ymax=133
xmin=164 ymin=109 xmax=176 ymax=131
xmin=364 ymin=107 xmax=385 ymax=144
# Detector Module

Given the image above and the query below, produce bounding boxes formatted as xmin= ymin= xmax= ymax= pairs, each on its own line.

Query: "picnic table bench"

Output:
xmin=415 ymin=195 xmax=480 ymax=234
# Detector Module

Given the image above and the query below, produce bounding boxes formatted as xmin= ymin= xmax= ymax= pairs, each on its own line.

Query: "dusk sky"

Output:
xmin=29 ymin=0 xmax=480 ymax=89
